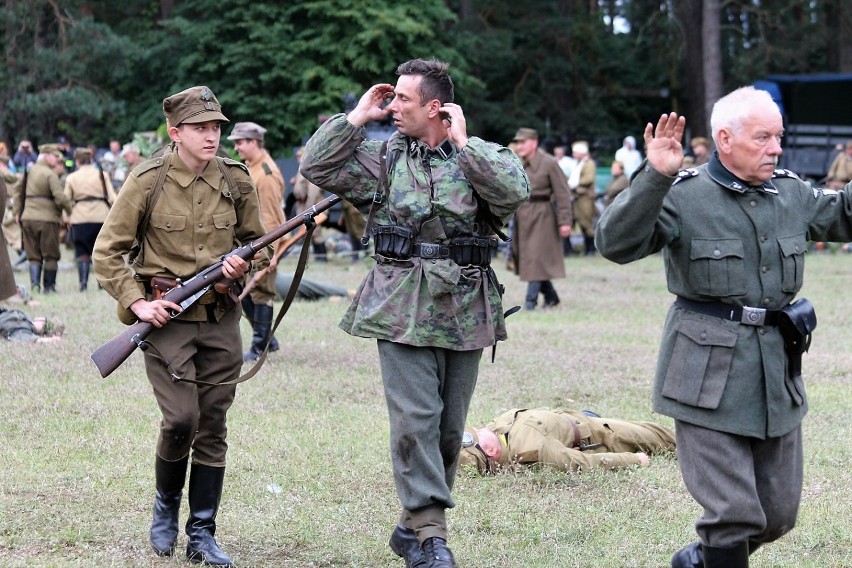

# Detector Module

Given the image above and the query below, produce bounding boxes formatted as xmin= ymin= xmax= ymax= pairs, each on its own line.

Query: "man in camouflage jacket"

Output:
xmin=596 ymin=86 xmax=852 ymax=568
xmin=300 ymin=59 xmax=529 ymax=568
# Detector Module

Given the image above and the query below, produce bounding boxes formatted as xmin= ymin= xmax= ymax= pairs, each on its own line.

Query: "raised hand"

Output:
xmin=347 ymin=83 xmax=396 ymax=127
xmin=644 ymin=112 xmax=687 ymax=176
xmin=439 ymin=102 xmax=469 ymax=149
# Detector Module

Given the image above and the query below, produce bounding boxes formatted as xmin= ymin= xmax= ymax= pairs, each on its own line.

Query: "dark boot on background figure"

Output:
xmin=77 ymin=257 xmax=91 ymax=292
xmin=29 ymin=262 xmax=42 ymax=293
xmin=150 ymin=455 xmax=188 ymax=556
xmin=42 ymin=268 xmax=57 ymax=293
xmin=312 ymin=241 xmax=328 ymax=262
xmin=255 ymin=303 xmax=279 ymax=353
xmin=185 ymin=464 xmax=233 ymax=567
xmin=241 ymin=296 xmax=260 ymax=362
xmin=524 ymin=281 xmax=542 ymax=310
xmin=703 ymin=542 xmax=749 ymax=568
xmin=584 ymin=235 xmax=596 ymax=256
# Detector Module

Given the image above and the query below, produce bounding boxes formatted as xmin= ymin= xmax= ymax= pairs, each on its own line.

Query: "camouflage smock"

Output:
xmin=300 ymin=113 xmax=529 ymax=350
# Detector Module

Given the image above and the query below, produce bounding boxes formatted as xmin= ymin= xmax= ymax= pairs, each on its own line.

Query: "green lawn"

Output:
xmin=1 ymin=246 xmax=850 ymax=567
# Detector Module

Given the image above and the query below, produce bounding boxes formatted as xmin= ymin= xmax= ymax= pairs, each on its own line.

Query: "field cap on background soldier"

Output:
xmin=162 ymin=85 xmax=229 ymax=126
xmin=512 ymin=127 xmax=539 ymax=142
xmin=38 ymin=144 xmax=64 ymax=159
xmin=226 ymin=122 xmax=266 ymax=142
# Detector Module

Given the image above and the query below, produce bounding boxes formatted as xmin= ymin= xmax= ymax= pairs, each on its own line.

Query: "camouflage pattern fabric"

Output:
xmin=301 ymin=114 xmax=529 ymax=350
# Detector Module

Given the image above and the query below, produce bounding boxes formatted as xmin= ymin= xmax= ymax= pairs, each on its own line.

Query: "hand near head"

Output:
xmin=439 ymin=103 xmax=469 ymax=149
xmin=644 ymin=112 xmax=687 ymax=176
xmin=347 ymin=84 xmax=395 ymax=127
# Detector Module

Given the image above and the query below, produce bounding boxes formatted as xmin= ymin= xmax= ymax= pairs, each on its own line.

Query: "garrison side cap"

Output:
xmin=163 ymin=86 xmax=229 ymax=126
xmin=227 ymin=122 xmax=266 ymax=141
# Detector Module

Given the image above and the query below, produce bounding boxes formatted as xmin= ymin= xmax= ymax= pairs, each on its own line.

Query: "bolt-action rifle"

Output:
xmin=90 ymin=195 xmax=341 ymax=378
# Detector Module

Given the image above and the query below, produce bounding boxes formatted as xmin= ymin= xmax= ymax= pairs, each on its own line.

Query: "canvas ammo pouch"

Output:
xmin=777 ymin=297 xmax=817 ymax=378
xmin=373 ymin=225 xmax=415 ymax=259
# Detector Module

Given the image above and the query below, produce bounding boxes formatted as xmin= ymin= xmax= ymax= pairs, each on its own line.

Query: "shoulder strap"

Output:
xmin=18 ymin=166 xmax=29 ymax=217
xmin=215 ymin=156 xmax=240 ymax=204
xmin=131 ymin=153 xmax=172 ymax=266
xmin=95 ymin=161 xmax=111 ymax=207
xmin=360 ymin=140 xmax=390 ymax=245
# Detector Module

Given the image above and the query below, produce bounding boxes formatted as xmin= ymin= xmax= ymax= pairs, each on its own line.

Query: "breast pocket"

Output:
xmin=661 ymin=318 xmax=739 ymax=409
xmin=688 ymin=238 xmax=745 ymax=297
xmin=213 ymin=210 xmax=237 ymax=230
xmin=777 ymin=234 xmax=807 ymax=293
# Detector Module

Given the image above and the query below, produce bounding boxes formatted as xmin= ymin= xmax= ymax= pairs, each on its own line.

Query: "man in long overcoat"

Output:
xmin=510 ymin=128 xmax=572 ymax=309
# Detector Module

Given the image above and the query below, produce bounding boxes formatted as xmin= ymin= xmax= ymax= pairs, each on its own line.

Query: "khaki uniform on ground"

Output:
xmin=460 ymin=408 xmax=675 ymax=474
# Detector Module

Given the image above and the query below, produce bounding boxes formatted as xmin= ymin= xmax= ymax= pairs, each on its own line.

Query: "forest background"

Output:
xmin=1 ymin=0 xmax=851 ymax=160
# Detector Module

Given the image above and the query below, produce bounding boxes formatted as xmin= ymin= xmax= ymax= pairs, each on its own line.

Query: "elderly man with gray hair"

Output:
xmin=596 ymin=86 xmax=852 ymax=567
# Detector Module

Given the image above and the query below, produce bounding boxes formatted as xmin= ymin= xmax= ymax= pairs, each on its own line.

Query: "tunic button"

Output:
xmin=197 ymin=200 xmax=202 ymax=204
xmin=198 ymin=223 xmax=203 ymax=228
xmin=795 ymin=245 xmax=800 ymax=252
xmin=760 ymin=236 xmax=766 ymax=243
xmin=762 ymin=298 xmax=770 ymax=305
xmin=759 ymin=328 xmax=766 ymax=335
xmin=700 ymin=332 xmax=707 ymax=340
xmin=198 ymin=245 xmax=203 ymax=250
xmin=761 ymin=266 xmax=768 ymax=273
xmin=750 ymin=201 xmax=757 ymax=207
xmin=713 ymin=249 xmax=721 ymax=256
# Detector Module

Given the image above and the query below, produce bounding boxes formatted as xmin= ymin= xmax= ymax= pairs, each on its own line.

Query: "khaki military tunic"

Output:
xmin=12 ymin=161 xmax=72 ymax=223
xmin=0 ymin=177 xmax=17 ymax=300
xmin=570 ymin=158 xmax=597 ymax=237
xmin=292 ymin=170 xmax=326 ymax=245
xmin=489 ymin=408 xmax=675 ymax=472
xmin=93 ymin=152 xmax=268 ymax=322
xmin=245 ymin=149 xmax=285 ymax=303
xmin=64 ymin=164 xmax=116 ymax=224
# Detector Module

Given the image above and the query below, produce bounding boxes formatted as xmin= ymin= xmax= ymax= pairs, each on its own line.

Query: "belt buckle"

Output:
xmin=741 ymin=306 xmax=766 ymax=326
xmin=418 ymin=242 xmax=441 ymax=259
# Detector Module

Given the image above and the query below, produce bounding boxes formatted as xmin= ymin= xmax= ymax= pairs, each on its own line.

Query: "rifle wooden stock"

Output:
xmin=90 ymin=194 xmax=342 ymax=378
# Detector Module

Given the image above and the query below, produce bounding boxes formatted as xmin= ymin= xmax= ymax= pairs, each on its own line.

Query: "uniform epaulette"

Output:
xmin=672 ymin=168 xmax=699 ymax=186
xmin=131 ymin=156 xmax=167 ymax=177
xmin=218 ymin=156 xmax=249 ymax=174
xmin=262 ymin=162 xmax=272 ymax=175
xmin=772 ymin=168 xmax=801 ymax=180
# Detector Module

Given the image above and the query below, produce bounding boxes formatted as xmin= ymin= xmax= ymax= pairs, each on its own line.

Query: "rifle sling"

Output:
xmin=161 ymin=219 xmax=318 ymax=387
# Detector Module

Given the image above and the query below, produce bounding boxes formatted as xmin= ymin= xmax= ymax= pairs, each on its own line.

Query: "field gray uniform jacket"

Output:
xmin=596 ymin=155 xmax=852 ymax=439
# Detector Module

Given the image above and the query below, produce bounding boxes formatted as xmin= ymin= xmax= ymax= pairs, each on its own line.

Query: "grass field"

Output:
xmin=1 ymin=246 xmax=850 ymax=567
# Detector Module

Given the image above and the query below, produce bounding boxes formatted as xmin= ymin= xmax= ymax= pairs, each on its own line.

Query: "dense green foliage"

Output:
xmin=0 ymin=0 xmax=846 ymax=158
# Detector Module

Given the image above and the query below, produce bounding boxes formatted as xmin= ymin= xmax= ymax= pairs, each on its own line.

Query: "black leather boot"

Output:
xmin=243 ymin=303 xmax=276 ymax=362
xmin=78 ymin=259 xmax=91 ymax=292
xmin=185 ymin=464 xmax=233 ymax=567
xmin=389 ymin=524 xmax=427 ymax=568
xmin=584 ymin=236 xmax=596 ymax=256
xmin=703 ymin=542 xmax=749 ymax=568
xmin=150 ymin=455 xmax=188 ymax=556
xmin=29 ymin=262 xmax=42 ymax=293
xmin=312 ymin=241 xmax=328 ymax=262
xmin=670 ymin=541 xmax=702 ymax=568
xmin=43 ymin=269 xmax=57 ymax=293
xmin=421 ymin=537 xmax=456 ymax=568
